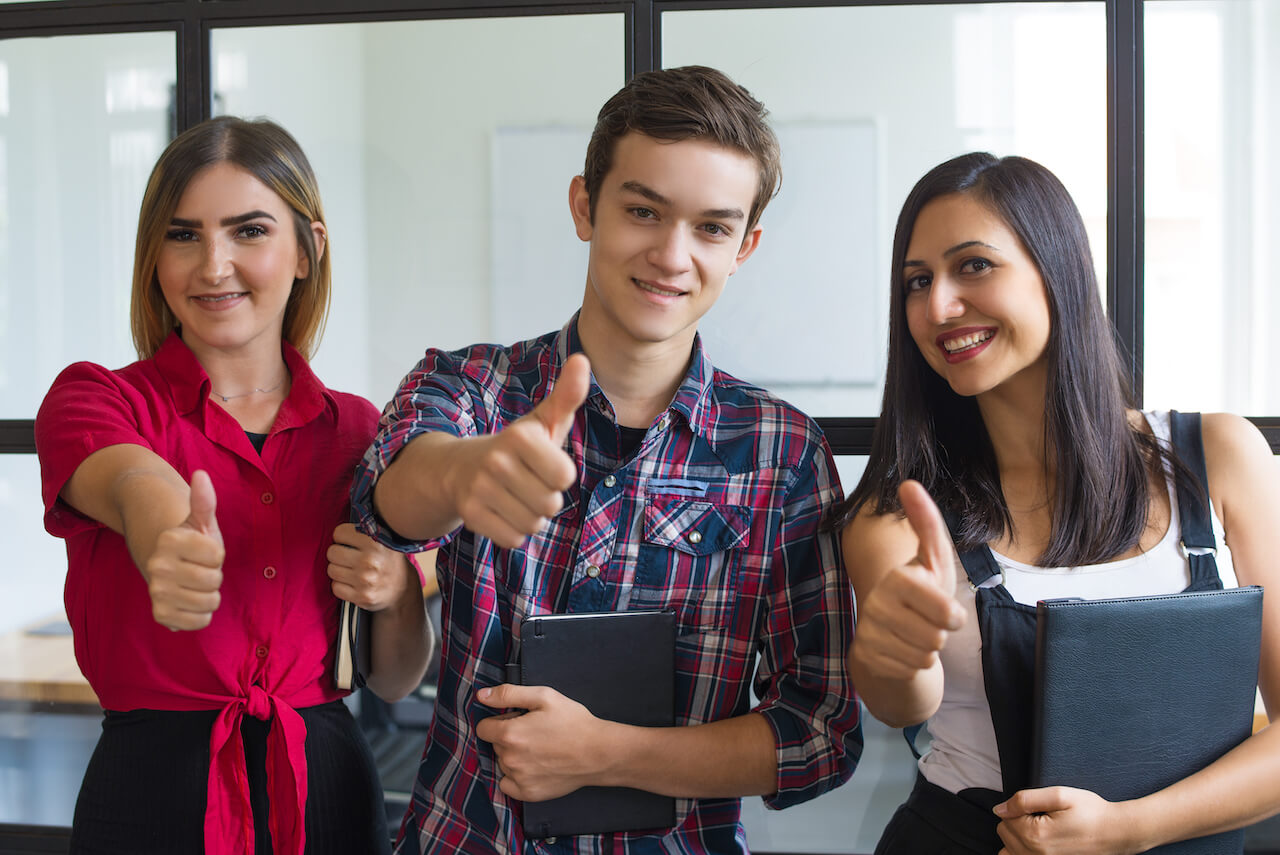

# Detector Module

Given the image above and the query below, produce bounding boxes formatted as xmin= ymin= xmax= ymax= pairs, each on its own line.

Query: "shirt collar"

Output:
xmin=552 ymin=313 xmax=717 ymax=438
xmin=154 ymin=330 xmax=335 ymax=429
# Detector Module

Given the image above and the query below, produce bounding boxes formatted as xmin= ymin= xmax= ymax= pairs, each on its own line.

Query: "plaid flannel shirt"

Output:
xmin=351 ymin=318 xmax=860 ymax=855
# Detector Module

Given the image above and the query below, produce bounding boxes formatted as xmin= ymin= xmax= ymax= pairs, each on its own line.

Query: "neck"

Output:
xmin=576 ymin=317 xmax=693 ymax=430
xmin=183 ymin=331 xmax=290 ymax=405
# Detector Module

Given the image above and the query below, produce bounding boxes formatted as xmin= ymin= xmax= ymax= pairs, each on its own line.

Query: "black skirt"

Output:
xmin=874 ymin=773 xmax=1003 ymax=855
xmin=70 ymin=699 xmax=390 ymax=855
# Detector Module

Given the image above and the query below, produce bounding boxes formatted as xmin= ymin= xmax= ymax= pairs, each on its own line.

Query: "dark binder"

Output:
xmin=334 ymin=600 xmax=371 ymax=691
xmin=1031 ymin=586 xmax=1263 ymax=855
xmin=515 ymin=609 xmax=677 ymax=839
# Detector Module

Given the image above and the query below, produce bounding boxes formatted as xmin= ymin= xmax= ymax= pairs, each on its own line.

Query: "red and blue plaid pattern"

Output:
xmin=352 ymin=317 xmax=861 ymax=855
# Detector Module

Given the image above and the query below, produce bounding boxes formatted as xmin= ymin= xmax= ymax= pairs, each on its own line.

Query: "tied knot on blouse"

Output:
xmin=206 ymin=685 xmax=309 ymax=855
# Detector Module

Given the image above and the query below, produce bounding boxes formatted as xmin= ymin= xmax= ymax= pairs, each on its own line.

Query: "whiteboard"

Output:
xmin=491 ymin=121 xmax=881 ymax=389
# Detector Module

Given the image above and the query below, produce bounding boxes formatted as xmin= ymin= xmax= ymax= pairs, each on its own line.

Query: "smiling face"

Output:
xmin=570 ymin=132 xmax=762 ymax=361
xmin=903 ymin=192 xmax=1052 ymax=400
xmin=156 ymin=161 xmax=322 ymax=363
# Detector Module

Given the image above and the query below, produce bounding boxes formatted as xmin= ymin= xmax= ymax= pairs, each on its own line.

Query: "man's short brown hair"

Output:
xmin=582 ymin=66 xmax=781 ymax=235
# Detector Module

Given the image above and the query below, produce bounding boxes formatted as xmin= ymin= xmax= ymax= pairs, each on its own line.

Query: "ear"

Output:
xmin=728 ymin=224 xmax=763 ymax=276
xmin=296 ymin=221 xmax=327 ymax=279
xmin=568 ymin=175 xmax=593 ymax=243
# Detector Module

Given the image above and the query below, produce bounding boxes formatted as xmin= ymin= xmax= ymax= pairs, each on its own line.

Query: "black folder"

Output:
xmin=1031 ymin=586 xmax=1263 ymax=854
xmin=514 ymin=609 xmax=677 ymax=839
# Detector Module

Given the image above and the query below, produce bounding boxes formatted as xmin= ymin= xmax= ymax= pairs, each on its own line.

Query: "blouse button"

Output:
xmin=255 ymin=645 xmax=268 ymax=659
xmin=603 ymin=475 xmax=617 ymax=488
xmin=688 ymin=531 xmax=703 ymax=545
xmin=263 ymin=566 xmax=277 ymax=580
xmin=261 ymin=492 xmax=274 ymax=504
xmin=586 ymin=565 xmax=601 ymax=579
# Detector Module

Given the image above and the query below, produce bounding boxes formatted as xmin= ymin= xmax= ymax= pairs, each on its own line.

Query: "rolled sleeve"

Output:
xmin=350 ymin=349 xmax=481 ymax=553
xmin=753 ymin=440 xmax=861 ymax=809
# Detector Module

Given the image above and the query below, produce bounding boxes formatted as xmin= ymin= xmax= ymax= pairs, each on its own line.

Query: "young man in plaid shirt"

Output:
xmin=352 ymin=65 xmax=861 ymax=855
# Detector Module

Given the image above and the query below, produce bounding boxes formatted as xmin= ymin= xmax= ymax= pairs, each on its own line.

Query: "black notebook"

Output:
xmin=514 ymin=609 xmax=677 ymax=839
xmin=1031 ymin=586 xmax=1263 ymax=855
xmin=334 ymin=600 xmax=371 ymax=691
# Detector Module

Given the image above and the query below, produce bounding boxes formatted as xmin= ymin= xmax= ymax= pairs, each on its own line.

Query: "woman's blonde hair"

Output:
xmin=130 ymin=116 xmax=330 ymax=359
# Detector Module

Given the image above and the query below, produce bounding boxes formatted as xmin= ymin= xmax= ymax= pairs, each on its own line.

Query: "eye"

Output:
xmin=165 ymin=229 xmax=197 ymax=242
xmin=701 ymin=223 xmax=732 ymax=238
xmin=629 ymin=207 xmax=657 ymax=220
xmin=959 ymin=257 xmax=993 ymax=274
xmin=237 ymin=223 xmax=269 ymax=239
xmin=904 ymin=272 xmax=931 ymax=293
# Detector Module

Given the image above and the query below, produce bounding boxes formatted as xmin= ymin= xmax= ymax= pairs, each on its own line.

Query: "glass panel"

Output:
xmin=1144 ymin=0 xmax=1278 ymax=413
xmin=0 ymin=32 xmax=175 ymax=418
xmin=211 ymin=15 xmax=624 ymax=408
xmin=664 ymin=3 xmax=1107 ymax=419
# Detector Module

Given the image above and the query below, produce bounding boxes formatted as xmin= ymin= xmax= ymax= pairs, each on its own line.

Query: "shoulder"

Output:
xmin=708 ymin=367 xmax=828 ymax=456
xmin=1199 ymin=412 xmax=1273 ymax=495
xmin=841 ymin=502 xmax=919 ymax=592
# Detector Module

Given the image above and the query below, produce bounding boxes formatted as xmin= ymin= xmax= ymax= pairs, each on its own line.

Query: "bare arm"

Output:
xmin=61 ymin=443 xmax=224 ymax=630
xmin=843 ymin=482 xmax=965 ymax=728
xmin=996 ymin=414 xmax=1280 ymax=854
xmin=474 ymin=684 xmax=776 ymax=801
xmin=326 ymin=528 xmax=432 ymax=701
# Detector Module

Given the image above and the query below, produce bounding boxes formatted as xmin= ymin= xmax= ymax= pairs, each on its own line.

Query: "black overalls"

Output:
xmin=874 ymin=412 xmax=1238 ymax=855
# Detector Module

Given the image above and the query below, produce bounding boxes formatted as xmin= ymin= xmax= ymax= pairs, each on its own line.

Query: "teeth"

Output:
xmin=943 ymin=330 xmax=993 ymax=353
xmin=635 ymin=279 xmax=680 ymax=297
xmin=196 ymin=293 xmax=246 ymax=302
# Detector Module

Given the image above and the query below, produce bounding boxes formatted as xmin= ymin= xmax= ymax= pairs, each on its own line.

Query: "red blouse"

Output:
xmin=35 ymin=331 xmax=379 ymax=855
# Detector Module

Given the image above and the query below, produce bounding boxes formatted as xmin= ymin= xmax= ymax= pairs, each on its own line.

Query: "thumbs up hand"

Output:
xmin=850 ymin=480 xmax=967 ymax=682
xmin=446 ymin=354 xmax=590 ymax=549
xmin=143 ymin=469 xmax=226 ymax=631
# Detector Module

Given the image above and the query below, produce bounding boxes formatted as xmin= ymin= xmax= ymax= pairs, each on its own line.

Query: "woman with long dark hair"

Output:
xmin=836 ymin=152 xmax=1280 ymax=853
xmin=36 ymin=116 xmax=431 ymax=854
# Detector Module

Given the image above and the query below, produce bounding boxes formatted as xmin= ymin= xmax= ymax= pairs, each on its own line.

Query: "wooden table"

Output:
xmin=0 ymin=618 xmax=98 ymax=706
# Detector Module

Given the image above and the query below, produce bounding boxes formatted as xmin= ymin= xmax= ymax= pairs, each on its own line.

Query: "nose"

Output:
xmin=646 ymin=225 xmax=693 ymax=276
xmin=200 ymin=236 xmax=233 ymax=283
xmin=925 ymin=276 xmax=964 ymax=325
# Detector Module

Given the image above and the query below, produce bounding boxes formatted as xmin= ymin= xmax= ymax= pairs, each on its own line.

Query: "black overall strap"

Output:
xmin=1168 ymin=411 xmax=1223 ymax=591
xmin=941 ymin=509 xmax=1003 ymax=589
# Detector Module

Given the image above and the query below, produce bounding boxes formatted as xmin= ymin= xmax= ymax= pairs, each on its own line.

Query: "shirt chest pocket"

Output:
xmin=632 ymin=496 xmax=751 ymax=634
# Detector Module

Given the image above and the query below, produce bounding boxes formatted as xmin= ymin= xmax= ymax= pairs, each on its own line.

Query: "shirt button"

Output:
xmin=604 ymin=475 xmax=616 ymax=488
xmin=586 ymin=565 xmax=601 ymax=579
xmin=261 ymin=492 xmax=274 ymax=504
xmin=255 ymin=645 xmax=268 ymax=659
xmin=688 ymin=531 xmax=703 ymax=545
xmin=545 ymin=838 xmax=557 ymax=845
xmin=263 ymin=566 xmax=277 ymax=580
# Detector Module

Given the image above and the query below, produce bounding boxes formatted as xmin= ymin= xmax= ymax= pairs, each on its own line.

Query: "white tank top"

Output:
xmin=919 ymin=410 xmax=1239 ymax=794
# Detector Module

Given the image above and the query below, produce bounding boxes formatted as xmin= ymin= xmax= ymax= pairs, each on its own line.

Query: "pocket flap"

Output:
xmin=643 ymin=496 xmax=750 ymax=555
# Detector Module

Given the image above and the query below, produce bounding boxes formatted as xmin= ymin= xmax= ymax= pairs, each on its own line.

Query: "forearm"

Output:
xmin=365 ymin=573 xmax=431 ymax=702
xmin=592 ymin=712 xmax=777 ymax=799
xmin=1122 ymin=725 xmax=1280 ymax=851
xmin=372 ymin=432 xmax=464 ymax=541
xmin=847 ymin=640 xmax=944 ymax=728
xmin=63 ymin=446 xmax=191 ymax=577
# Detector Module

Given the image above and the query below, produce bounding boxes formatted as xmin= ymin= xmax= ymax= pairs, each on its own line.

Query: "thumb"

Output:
xmin=187 ymin=469 xmax=221 ymax=542
xmin=533 ymin=353 xmax=590 ymax=444
xmin=899 ymin=480 xmax=953 ymax=589
xmin=477 ymin=683 xmax=536 ymax=711
xmin=994 ymin=787 xmax=1068 ymax=819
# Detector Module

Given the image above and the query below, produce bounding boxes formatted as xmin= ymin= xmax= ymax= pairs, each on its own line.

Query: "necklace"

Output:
xmin=211 ymin=374 xmax=287 ymax=403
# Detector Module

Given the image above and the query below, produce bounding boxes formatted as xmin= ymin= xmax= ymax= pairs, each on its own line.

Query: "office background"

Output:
xmin=1 ymin=0 xmax=1277 ymax=852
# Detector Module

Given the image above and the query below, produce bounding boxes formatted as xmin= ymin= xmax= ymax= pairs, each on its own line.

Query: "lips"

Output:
xmin=191 ymin=292 xmax=249 ymax=311
xmin=633 ymin=278 xmax=684 ymax=298
xmin=936 ymin=327 xmax=995 ymax=362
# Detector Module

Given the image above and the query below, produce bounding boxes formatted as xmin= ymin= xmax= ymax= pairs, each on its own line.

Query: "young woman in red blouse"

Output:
xmin=35 ymin=116 xmax=431 ymax=855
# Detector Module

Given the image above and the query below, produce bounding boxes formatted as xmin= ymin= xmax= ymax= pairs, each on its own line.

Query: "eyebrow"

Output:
xmin=903 ymin=240 xmax=1001 ymax=268
xmin=620 ymin=180 xmax=745 ymax=222
xmin=169 ymin=210 xmax=279 ymax=228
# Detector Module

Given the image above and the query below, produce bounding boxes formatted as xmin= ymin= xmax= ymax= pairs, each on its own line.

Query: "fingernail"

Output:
xmin=993 ymin=802 xmax=1008 ymax=817
xmin=478 ymin=687 xmax=491 ymax=700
